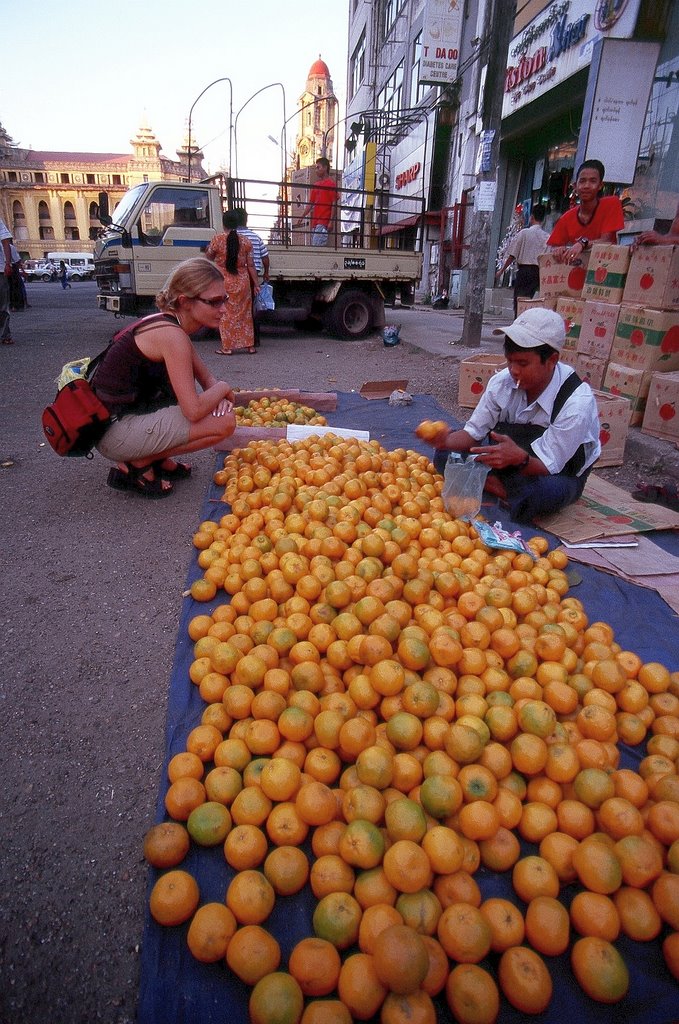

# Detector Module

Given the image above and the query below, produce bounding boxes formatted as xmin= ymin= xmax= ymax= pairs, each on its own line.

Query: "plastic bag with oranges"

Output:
xmin=441 ymin=452 xmax=489 ymax=520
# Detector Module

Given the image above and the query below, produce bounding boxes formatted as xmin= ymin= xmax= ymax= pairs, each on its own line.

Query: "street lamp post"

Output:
xmin=234 ymin=82 xmax=287 ymax=180
xmin=187 ymin=77 xmax=233 ymax=182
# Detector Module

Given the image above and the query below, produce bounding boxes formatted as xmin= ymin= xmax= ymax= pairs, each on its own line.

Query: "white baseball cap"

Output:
xmin=493 ymin=307 xmax=565 ymax=354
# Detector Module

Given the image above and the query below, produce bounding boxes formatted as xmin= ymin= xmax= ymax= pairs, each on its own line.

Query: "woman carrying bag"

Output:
xmin=206 ymin=210 xmax=260 ymax=355
xmin=91 ymin=258 xmax=236 ymax=498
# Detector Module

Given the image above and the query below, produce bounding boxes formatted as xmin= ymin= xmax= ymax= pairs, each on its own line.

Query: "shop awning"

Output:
xmin=379 ymin=211 xmax=440 ymax=235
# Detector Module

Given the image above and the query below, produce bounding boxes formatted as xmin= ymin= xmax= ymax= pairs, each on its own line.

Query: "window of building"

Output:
xmin=7 ymin=171 xmax=17 ymax=182
xmin=35 ymin=172 xmax=45 ymax=183
xmin=112 ymin=174 xmax=122 ymax=185
xmin=383 ymin=0 xmax=397 ymax=37
xmin=64 ymin=201 xmax=76 ymax=221
xmin=60 ymin=173 xmax=69 ymax=183
xmin=350 ymin=30 xmax=366 ymax=100
xmin=378 ymin=61 xmax=404 ymax=116
xmin=86 ymin=173 xmax=96 ymax=184
xmin=410 ymin=32 xmax=429 ymax=105
xmin=12 ymin=201 xmax=26 ymax=236
xmin=38 ymin=200 xmax=50 ymax=221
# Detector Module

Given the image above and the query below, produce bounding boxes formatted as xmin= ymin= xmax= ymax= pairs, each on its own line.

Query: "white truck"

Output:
xmin=93 ymin=175 xmax=424 ymax=338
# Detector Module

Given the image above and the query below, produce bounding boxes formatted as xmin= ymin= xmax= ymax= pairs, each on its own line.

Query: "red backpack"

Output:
xmin=42 ymin=354 xmax=111 ymax=457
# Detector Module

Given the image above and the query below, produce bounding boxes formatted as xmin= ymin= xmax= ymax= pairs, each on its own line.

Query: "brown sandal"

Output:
xmin=214 ymin=349 xmax=232 ymax=356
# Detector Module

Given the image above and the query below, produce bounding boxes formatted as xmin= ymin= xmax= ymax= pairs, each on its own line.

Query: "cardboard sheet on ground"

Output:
xmin=535 ymin=473 xmax=679 ymax=542
xmin=138 ymin=393 xmax=679 ymax=1024
xmin=557 ymin=534 xmax=679 ymax=616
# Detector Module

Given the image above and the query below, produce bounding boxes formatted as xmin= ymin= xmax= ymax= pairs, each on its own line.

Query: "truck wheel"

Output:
xmin=328 ymin=289 xmax=373 ymax=339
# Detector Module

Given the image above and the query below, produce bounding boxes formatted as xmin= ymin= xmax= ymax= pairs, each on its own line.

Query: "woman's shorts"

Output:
xmin=96 ymin=406 xmax=191 ymax=462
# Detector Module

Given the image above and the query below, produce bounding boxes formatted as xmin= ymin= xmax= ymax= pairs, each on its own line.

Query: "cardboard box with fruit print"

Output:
xmin=601 ymin=362 xmax=652 ymax=425
xmin=577 ymin=300 xmax=620 ymax=361
xmin=582 ymin=244 xmax=631 ymax=305
xmin=591 ymin=389 xmax=630 ymax=467
xmin=609 ymin=305 xmax=679 ymax=373
xmin=538 ymin=251 xmax=589 ymax=299
xmin=575 ymin=353 xmax=607 ymax=391
xmin=555 ymin=296 xmax=585 ymax=351
xmin=623 ymin=244 xmax=679 ymax=310
xmin=641 ymin=370 xmax=679 ymax=442
xmin=458 ymin=354 xmax=506 ymax=408
xmin=516 ymin=297 xmax=556 ymax=315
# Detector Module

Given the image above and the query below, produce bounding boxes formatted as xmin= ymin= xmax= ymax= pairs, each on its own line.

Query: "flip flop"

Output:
xmin=214 ymin=349 xmax=232 ymax=355
xmin=152 ymin=459 xmax=192 ymax=480
xmin=107 ymin=465 xmax=173 ymax=498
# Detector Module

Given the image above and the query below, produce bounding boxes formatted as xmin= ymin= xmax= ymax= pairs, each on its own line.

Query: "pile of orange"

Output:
xmin=143 ymin=432 xmax=679 ymax=1024
xmin=233 ymin=397 xmax=328 ymax=428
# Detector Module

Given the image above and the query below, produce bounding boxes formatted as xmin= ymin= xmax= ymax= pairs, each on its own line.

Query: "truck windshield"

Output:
xmin=106 ymin=184 xmax=147 ymax=228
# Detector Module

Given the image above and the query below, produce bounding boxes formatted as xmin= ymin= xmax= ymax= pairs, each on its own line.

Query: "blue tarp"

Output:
xmin=138 ymin=392 xmax=679 ymax=1024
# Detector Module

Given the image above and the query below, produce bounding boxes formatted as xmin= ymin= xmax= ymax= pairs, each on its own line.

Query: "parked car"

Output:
xmin=24 ymin=260 xmax=57 ymax=282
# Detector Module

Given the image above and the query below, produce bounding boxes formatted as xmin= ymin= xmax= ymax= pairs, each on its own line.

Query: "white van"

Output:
xmin=47 ymin=252 xmax=95 ymax=280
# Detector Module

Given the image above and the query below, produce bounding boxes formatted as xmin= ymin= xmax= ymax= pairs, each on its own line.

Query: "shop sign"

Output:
xmin=395 ymin=163 xmax=421 ymax=190
xmin=385 ymin=123 xmax=433 ymax=227
xmin=419 ymin=0 xmax=463 ymax=86
xmin=502 ymin=0 xmax=642 ymax=118
xmin=576 ymin=38 xmax=661 ymax=184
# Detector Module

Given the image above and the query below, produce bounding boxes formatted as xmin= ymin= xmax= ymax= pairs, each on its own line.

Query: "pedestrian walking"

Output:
xmin=59 ymin=260 xmax=71 ymax=289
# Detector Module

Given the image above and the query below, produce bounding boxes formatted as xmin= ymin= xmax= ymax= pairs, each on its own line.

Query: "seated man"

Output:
xmin=548 ymin=159 xmax=624 ymax=264
xmin=429 ymin=308 xmax=601 ymax=523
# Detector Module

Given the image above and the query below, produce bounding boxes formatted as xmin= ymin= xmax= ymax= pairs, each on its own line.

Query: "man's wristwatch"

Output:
xmin=576 ymin=237 xmax=590 ymax=250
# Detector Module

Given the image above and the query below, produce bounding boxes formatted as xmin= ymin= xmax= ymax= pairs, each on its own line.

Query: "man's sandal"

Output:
xmin=107 ymin=464 xmax=173 ymax=498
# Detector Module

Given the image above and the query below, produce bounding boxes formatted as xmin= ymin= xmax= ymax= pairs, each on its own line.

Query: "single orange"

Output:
xmin=149 ymin=869 xmax=200 ymax=926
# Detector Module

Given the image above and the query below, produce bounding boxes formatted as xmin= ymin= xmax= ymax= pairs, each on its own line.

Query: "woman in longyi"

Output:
xmin=207 ymin=210 xmax=260 ymax=355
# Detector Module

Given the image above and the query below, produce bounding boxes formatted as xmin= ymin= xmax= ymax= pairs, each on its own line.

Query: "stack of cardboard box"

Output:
xmin=542 ymin=244 xmax=679 ymax=427
xmin=457 ymin=244 xmax=679 ymax=465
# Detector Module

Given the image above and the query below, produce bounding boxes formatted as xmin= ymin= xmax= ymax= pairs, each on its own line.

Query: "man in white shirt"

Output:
xmin=496 ymin=204 xmax=549 ymax=317
xmin=234 ymin=207 xmax=270 ymax=348
xmin=429 ymin=307 xmax=601 ymax=522
xmin=0 ymin=216 xmax=14 ymax=343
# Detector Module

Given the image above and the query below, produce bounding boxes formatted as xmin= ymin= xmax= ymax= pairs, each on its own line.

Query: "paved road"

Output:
xmin=0 ymin=281 xmax=677 ymax=1024
xmin=0 ymin=282 xmax=508 ymax=1024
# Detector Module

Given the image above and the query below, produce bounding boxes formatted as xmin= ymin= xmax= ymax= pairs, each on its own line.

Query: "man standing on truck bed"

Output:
xmin=295 ymin=158 xmax=338 ymax=246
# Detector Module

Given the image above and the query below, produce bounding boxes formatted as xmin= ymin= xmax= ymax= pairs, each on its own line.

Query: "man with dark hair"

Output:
xmin=233 ymin=207 xmax=270 ymax=348
xmin=496 ymin=204 xmax=549 ymax=316
xmin=427 ymin=308 xmax=601 ymax=522
xmin=295 ymin=157 xmax=338 ymax=246
xmin=548 ymin=159 xmax=624 ymax=263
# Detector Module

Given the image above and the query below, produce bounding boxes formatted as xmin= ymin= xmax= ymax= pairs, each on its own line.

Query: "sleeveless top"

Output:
xmin=91 ymin=313 xmax=178 ymax=418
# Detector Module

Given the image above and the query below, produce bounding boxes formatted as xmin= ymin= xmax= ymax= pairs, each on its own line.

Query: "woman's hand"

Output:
xmin=212 ymin=397 xmax=233 ymax=418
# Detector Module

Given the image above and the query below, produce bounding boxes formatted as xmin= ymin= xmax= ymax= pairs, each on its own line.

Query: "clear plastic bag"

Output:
xmin=441 ymin=452 xmax=490 ymax=520
xmin=56 ymin=357 xmax=91 ymax=390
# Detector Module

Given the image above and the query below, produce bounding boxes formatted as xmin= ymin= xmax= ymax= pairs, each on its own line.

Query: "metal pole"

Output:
xmin=234 ymin=82 xmax=287 ymax=179
xmin=186 ymin=77 xmax=233 ymax=182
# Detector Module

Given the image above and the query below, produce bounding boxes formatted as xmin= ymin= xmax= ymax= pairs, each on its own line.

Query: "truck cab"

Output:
xmin=94 ymin=176 xmax=423 ymax=338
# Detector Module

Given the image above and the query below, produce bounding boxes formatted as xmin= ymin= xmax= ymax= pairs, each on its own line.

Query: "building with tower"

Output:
xmin=0 ymin=120 xmax=205 ymax=260
xmin=292 ymin=56 xmax=338 ymax=171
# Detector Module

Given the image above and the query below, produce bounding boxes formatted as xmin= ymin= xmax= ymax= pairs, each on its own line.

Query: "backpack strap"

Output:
xmin=550 ymin=370 xmax=584 ymax=423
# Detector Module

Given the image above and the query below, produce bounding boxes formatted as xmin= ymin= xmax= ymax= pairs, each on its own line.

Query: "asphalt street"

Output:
xmin=1 ymin=281 xmax=678 ymax=1024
